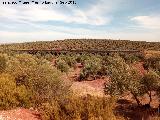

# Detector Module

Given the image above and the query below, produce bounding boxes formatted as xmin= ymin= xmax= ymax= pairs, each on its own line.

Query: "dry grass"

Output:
xmin=145 ymin=50 xmax=160 ymax=59
xmin=39 ymin=95 xmax=117 ymax=120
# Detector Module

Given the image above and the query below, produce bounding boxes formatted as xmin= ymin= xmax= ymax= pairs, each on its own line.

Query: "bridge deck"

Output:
xmin=11 ymin=49 xmax=141 ymax=53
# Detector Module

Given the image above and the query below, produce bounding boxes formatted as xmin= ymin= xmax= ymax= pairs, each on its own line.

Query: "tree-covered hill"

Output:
xmin=1 ymin=39 xmax=160 ymax=51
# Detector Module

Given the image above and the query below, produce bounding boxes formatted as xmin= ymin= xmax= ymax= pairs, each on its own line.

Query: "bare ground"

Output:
xmin=0 ymin=108 xmax=41 ymax=120
xmin=68 ymin=66 xmax=108 ymax=97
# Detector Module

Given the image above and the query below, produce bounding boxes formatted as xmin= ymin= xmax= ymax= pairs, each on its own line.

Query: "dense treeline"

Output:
xmin=1 ymin=39 xmax=160 ymax=51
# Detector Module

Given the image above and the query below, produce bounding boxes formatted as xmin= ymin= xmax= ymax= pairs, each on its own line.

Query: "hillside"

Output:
xmin=1 ymin=39 xmax=160 ymax=51
xmin=0 ymin=39 xmax=160 ymax=120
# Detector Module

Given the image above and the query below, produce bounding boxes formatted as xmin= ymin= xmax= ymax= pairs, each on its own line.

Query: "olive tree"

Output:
xmin=104 ymin=55 xmax=160 ymax=107
xmin=55 ymin=59 xmax=70 ymax=73
xmin=79 ymin=56 xmax=102 ymax=80
xmin=141 ymin=70 xmax=160 ymax=105
xmin=104 ymin=55 xmax=144 ymax=106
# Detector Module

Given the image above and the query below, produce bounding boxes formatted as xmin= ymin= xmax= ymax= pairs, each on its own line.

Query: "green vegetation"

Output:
xmin=0 ymin=54 xmax=7 ymax=73
xmin=0 ymin=52 xmax=119 ymax=119
xmin=1 ymin=39 xmax=160 ymax=51
xmin=104 ymin=55 xmax=142 ymax=105
xmin=144 ymin=56 xmax=160 ymax=73
xmin=0 ymin=39 xmax=160 ymax=119
xmin=0 ymin=73 xmax=30 ymax=109
xmin=141 ymin=70 xmax=160 ymax=105
xmin=0 ymin=53 xmax=70 ymax=109
xmin=40 ymin=95 xmax=116 ymax=120
xmin=79 ymin=56 xmax=102 ymax=80
xmin=104 ymin=55 xmax=160 ymax=107
xmin=55 ymin=59 xmax=70 ymax=73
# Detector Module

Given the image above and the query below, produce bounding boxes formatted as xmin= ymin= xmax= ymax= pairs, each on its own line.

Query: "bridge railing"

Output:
xmin=11 ymin=49 xmax=141 ymax=53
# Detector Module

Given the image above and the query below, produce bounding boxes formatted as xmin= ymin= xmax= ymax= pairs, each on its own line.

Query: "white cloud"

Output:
xmin=0 ymin=0 xmax=127 ymax=26
xmin=0 ymin=1 xmax=112 ymax=26
xmin=0 ymin=30 xmax=103 ymax=43
xmin=66 ymin=0 xmax=125 ymax=25
xmin=0 ymin=0 xmax=127 ymax=28
xmin=66 ymin=8 xmax=110 ymax=25
xmin=0 ymin=0 xmax=159 ymax=43
xmin=0 ymin=31 xmax=71 ymax=43
xmin=131 ymin=15 xmax=160 ymax=29
xmin=0 ymin=6 xmax=66 ymax=22
xmin=1 ymin=26 xmax=160 ymax=43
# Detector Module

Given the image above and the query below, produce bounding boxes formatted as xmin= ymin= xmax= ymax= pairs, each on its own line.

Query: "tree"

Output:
xmin=79 ymin=56 xmax=102 ymax=80
xmin=104 ymin=55 xmax=144 ymax=106
xmin=55 ymin=59 xmax=70 ymax=73
xmin=58 ymin=55 xmax=77 ymax=68
xmin=144 ymin=57 xmax=160 ymax=72
xmin=141 ymin=70 xmax=160 ymax=105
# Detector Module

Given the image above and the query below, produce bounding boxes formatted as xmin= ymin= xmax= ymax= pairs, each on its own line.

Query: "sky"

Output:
xmin=0 ymin=0 xmax=160 ymax=43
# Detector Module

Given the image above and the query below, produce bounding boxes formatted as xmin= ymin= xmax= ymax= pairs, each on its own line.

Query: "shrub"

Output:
xmin=125 ymin=55 xmax=140 ymax=63
xmin=55 ymin=59 xmax=70 ymax=73
xmin=44 ymin=54 xmax=55 ymax=61
xmin=5 ymin=54 xmax=71 ymax=107
xmin=79 ymin=56 xmax=102 ymax=80
xmin=0 ymin=74 xmax=30 ymax=110
xmin=60 ymin=55 xmax=77 ymax=68
xmin=144 ymin=57 xmax=160 ymax=71
xmin=0 ymin=54 xmax=7 ymax=73
xmin=76 ymin=54 xmax=90 ymax=64
xmin=39 ymin=95 xmax=116 ymax=120
xmin=141 ymin=70 xmax=160 ymax=105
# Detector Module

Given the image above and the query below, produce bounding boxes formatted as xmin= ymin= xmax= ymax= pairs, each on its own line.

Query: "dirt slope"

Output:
xmin=0 ymin=108 xmax=41 ymax=120
xmin=70 ymin=79 xmax=107 ymax=97
xmin=68 ymin=66 xmax=108 ymax=97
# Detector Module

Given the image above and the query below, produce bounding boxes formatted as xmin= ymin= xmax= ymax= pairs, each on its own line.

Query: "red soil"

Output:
xmin=82 ymin=79 xmax=107 ymax=89
xmin=0 ymin=108 xmax=41 ymax=120
xmin=69 ymin=64 xmax=108 ymax=97
xmin=132 ymin=62 xmax=146 ymax=76
xmin=70 ymin=79 xmax=107 ymax=97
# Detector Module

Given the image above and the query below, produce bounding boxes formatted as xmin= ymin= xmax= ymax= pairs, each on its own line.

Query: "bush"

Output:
xmin=55 ymin=59 xmax=70 ymax=73
xmin=79 ymin=56 xmax=102 ymax=80
xmin=0 ymin=74 xmax=30 ymax=110
xmin=144 ymin=57 xmax=160 ymax=71
xmin=141 ymin=70 xmax=160 ymax=105
xmin=5 ymin=54 xmax=71 ymax=107
xmin=39 ymin=95 xmax=116 ymax=120
xmin=0 ymin=54 xmax=7 ymax=73
xmin=60 ymin=55 xmax=77 ymax=68
xmin=125 ymin=55 xmax=140 ymax=63
xmin=76 ymin=54 xmax=90 ymax=64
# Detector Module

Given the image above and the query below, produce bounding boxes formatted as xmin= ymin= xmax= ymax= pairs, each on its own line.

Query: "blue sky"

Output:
xmin=0 ymin=0 xmax=160 ymax=43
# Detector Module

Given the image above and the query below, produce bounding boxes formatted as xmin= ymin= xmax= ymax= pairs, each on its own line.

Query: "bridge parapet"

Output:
xmin=11 ymin=49 xmax=143 ymax=56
